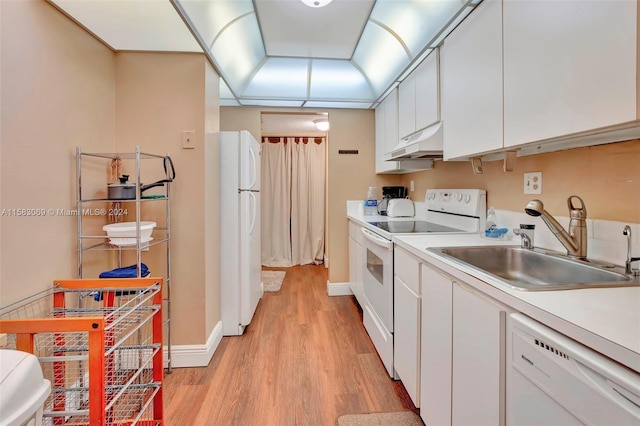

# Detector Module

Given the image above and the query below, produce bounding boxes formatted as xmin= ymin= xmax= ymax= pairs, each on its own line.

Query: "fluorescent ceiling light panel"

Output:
xmin=303 ymin=101 xmax=374 ymax=109
xmin=239 ymin=99 xmax=304 ymax=107
xmin=371 ymin=0 xmax=465 ymax=57
xmin=243 ymin=58 xmax=309 ymax=98
xmin=310 ymin=60 xmax=373 ymax=100
xmin=353 ymin=23 xmax=410 ymax=95
xmin=210 ymin=13 xmax=265 ymax=91
xmin=255 ymin=0 xmax=373 ymax=58
xmin=55 ymin=0 xmax=479 ymax=108
xmin=219 ymin=79 xmax=235 ymax=99
xmin=176 ymin=0 xmax=254 ymax=49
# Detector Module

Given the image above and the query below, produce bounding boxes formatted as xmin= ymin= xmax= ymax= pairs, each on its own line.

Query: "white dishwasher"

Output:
xmin=507 ymin=313 xmax=640 ymax=425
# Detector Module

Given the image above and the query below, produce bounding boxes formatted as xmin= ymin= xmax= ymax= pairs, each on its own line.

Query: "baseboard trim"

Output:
xmin=164 ymin=320 xmax=223 ymax=369
xmin=327 ymin=280 xmax=353 ymax=296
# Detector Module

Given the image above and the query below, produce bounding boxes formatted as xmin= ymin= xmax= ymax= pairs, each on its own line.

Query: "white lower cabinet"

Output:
xmin=420 ymin=262 xmax=509 ymax=426
xmin=452 ymin=282 xmax=507 ymax=426
xmin=348 ymin=221 xmax=365 ymax=307
xmin=393 ymin=247 xmax=422 ymax=407
xmin=420 ymin=264 xmax=453 ymax=425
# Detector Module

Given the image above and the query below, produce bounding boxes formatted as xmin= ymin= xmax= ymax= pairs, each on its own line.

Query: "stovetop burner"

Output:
xmin=367 ymin=221 xmax=464 ymax=234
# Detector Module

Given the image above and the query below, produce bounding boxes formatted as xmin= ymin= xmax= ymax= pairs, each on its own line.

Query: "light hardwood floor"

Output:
xmin=163 ymin=265 xmax=417 ymax=425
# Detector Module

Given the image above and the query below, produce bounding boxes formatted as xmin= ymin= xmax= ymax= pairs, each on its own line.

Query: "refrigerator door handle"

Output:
xmin=248 ymin=146 xmax=258 ymax=190
xmin=248 ymin=191 xmax=257 ymax=236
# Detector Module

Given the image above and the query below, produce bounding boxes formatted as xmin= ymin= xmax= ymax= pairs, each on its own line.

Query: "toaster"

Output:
xmin=386 ymin=199 xmax=415 ymax=217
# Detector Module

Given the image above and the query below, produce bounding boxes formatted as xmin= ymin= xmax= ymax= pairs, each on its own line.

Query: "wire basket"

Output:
xmin=0 ymin=278 xmax=164 ymax=426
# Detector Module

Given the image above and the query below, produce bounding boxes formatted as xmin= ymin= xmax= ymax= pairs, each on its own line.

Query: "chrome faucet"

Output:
xmin=513 ymin=229 xmax=533 ymax=249
xmin=623 ymin=225 xmax=640 ymax=276
xmin=525 ymin=195 xmax=587 ymax=259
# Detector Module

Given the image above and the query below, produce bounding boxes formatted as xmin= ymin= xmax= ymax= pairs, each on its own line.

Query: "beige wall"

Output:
xmin=1 ymin=1 xmax=220 ymax=348
xmin=220 ymin=107 xmax=402 ymax=284
xmin=114 ymin=52 xmax=219 ymax=345
xmin=1 ymin=0 xmax=115 ymax=303
xmin=204 ymin=63 xmax=221 ymax=335
xmin=400 ymin=140 xmax=640 ymax=223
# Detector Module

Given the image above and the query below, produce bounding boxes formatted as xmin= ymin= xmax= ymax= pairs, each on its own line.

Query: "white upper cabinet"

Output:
xmin=375 ymin=89 xmax=401 ymax=174
xmin=503 ymin=1 xmax=638 ymax=148
xmin=441 ymin=0 xmax=503 ymax=160
xmin=398 ymin=72 xmax=417 ymax=140
xmin=398 ymin=50 xmax=440 ymax=140
xmin=414 ymin=51 xmax=439 ymax=132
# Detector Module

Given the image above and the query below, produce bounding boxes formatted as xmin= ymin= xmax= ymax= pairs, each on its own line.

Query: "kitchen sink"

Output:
xmin=427 ymin=245 xmax=640 ymax=291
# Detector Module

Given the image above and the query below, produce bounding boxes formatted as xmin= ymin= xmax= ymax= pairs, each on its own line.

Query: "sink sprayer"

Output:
xmin=525 ymin=195 xmax=587 ymax=260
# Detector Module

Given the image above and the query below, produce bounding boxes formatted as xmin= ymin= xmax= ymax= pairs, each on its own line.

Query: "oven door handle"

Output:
xmin=361 ymin=227 xmax=393 ymax=250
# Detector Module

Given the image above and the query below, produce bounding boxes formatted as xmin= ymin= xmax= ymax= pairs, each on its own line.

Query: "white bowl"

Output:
xmin=102 ymin=221 xmax=156 ymax=238
xmin=109 ymin=236 xmax=154 ymax=247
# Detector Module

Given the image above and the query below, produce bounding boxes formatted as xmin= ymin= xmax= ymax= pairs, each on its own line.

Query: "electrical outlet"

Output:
xmin=524 ymin=172 xmax=542 ymax=194
xmin=182 ymin=130 xmax=195 ymax=149
xmin=410 ymin=180 xmax=415 ymax=192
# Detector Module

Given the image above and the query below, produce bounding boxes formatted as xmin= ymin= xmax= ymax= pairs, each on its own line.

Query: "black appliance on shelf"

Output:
xmin=377 ymin=186 xmax=408 ymax=215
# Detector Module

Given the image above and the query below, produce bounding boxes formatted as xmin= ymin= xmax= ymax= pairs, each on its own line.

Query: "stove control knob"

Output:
xmin=464 ymin=194 xmax=471 ymax=203
xmin=456 ymin=192 xmax=463 ymax=201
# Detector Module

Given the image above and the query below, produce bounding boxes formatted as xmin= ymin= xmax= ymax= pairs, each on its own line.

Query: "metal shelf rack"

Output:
xmin=76 ymin=146 xmax=172 ymax=372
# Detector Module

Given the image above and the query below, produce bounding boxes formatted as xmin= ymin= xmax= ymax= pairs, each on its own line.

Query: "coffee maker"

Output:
xmin=377 ymin=186 xmax=408 ymax=215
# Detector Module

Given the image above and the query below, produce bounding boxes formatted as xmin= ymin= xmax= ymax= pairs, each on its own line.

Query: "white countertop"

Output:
xmin=348 ymin=212 xmax=640 ymax=373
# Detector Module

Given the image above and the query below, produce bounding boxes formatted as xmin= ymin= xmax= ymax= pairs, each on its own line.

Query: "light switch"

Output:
xmin=182 ymin=130 xmax=195 ymax=149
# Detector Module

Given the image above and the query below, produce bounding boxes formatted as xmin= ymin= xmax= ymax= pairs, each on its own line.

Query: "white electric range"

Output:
xmin=358 ymin=189 xmax=486 ymax=378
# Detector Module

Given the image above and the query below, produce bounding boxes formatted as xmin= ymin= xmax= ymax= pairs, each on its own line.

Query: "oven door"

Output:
xmin=360 ymin=227 xmax=394 ymax=332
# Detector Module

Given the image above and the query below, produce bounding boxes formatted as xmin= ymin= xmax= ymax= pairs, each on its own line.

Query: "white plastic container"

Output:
xmin=0 ymin=349 xmax=51 ymax=426
xmin=486 ymin=207 xmax=497 ymax=230
xmin=364 ymin=187 xmax=378 ymax=216
xmin=102 ymin=221 xmax=156 ymax=239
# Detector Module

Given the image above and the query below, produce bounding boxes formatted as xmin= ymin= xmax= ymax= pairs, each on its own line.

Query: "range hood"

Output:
xmin=384 ymin=121 xmax=443 ymax=161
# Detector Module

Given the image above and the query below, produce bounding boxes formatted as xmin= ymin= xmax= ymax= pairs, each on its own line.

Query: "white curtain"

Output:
xmin=261 ymin=138 xmax=292 ymax=267
xmin=261 ymin=137 xmax=325 ymax=267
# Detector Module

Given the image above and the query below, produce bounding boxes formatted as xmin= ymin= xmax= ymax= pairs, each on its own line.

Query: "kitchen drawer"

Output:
xmin=394 ymin=247 xmax=421 ymax=294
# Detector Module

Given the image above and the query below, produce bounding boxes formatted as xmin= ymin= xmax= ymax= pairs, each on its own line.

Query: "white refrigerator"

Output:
xmin=219 ymin=130 xmax=263 ymax=336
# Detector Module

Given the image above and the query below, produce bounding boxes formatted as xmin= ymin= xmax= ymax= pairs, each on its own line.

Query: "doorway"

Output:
xmin=260 ymin=112 xmax=328 ymax=267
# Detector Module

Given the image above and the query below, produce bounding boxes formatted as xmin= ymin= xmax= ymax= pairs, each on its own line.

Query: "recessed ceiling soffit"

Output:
xmin=177 ymin=0 xmax=480 ymax=108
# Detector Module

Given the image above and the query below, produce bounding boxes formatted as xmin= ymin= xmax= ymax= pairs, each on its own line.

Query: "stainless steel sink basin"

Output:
xmin=427 ymin=245 xmax=639 ymax=291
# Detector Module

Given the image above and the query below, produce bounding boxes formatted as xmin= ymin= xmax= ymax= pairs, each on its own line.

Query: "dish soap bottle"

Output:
xmin=364 ymin=187 xmax=378 ymax=216
xmin=486 ymin=207 xmax=497 ymax=230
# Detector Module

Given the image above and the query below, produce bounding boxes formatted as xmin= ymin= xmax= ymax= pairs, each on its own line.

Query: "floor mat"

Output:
xmin=262 ymin=270 xmax=285 ymax=292
xmin=337 ymin=411 xmax=422 ymax=426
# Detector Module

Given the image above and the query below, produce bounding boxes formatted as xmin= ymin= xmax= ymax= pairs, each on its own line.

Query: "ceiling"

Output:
xmin=49 ymin=0 xmax=480 ymax=109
